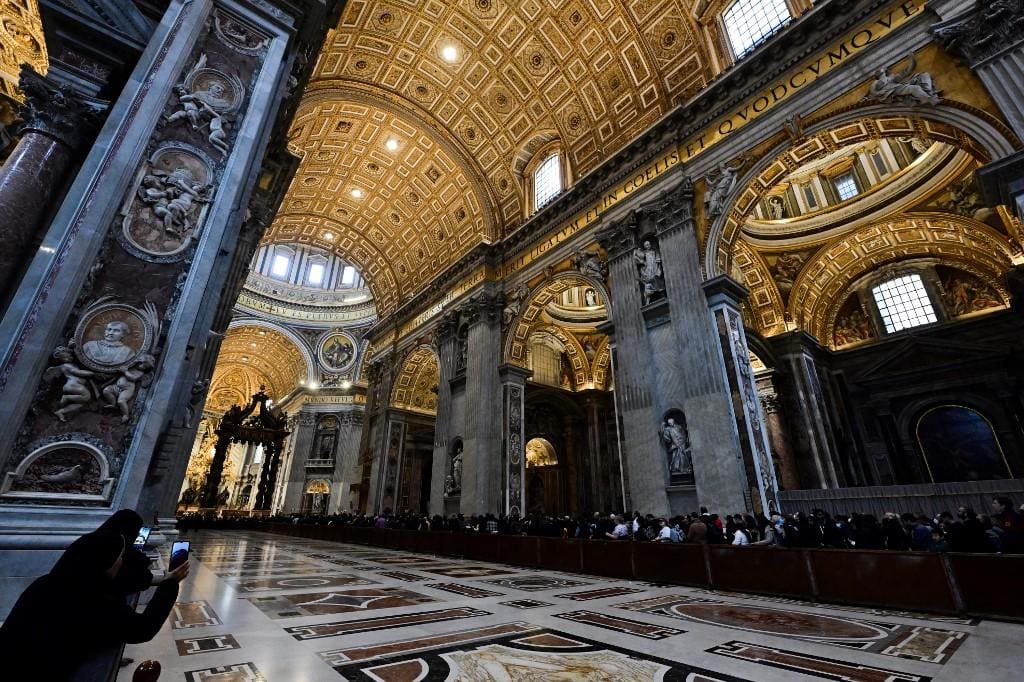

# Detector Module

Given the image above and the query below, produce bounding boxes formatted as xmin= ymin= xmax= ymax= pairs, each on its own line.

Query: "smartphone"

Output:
xmin=133 ymin=526 xmax=151 ymax=549
xmin=169 ymin=540 xmax=190 ymax=570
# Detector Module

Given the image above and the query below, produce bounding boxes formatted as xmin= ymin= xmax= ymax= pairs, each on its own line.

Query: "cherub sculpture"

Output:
xmin=102 ymin=353 xmax=156 ymax=423
xmin=44 ymin=346 xmax=97 ymax=422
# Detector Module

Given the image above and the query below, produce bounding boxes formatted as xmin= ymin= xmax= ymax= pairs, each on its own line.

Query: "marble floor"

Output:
xmin=121 ymin=530 xmax=1022 ymax=681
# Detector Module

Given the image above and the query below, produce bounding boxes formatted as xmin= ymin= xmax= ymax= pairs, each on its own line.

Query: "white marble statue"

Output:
xmin=866 ymin=58 xmax=940 ymax=106
xmin=44 ymin=347 xmax=97 ymax=422
xmin=660 ymin=417 xmax=692 ymax=475
xmin=139 ymin=168 xmax=212 ymax=238
xmin=633 ymin=239 xmax=664 ymax=305
xmin=101 ymin=353 xmax=156 ymax=423
xmin=705 ymin=161 xmax=741 ymax=219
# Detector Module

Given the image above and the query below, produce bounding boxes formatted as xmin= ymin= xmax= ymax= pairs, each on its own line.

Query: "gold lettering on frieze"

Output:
xmin=236 ymin=293 xmax=375 ymax=323
xmin=679 ymin=0 xmax=927 ymax=163
xmin=500 ymin=0 xmax=927 ymax=279
xmin=395 ymin=266 xmax=492 ymax=339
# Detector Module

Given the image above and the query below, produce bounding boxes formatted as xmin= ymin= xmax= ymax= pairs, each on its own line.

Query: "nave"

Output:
xmin=122 ymin=531 xmax=1021 ymax=681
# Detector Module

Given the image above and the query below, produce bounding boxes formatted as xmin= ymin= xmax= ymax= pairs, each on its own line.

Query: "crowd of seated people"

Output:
xmin=0 ymin=509 xmax=188 ymax=681
xmin=181 ymin=495 xmax=1024 ymax=554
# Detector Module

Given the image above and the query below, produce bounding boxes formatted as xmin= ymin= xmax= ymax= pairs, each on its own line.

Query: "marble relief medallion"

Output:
xmin=119 ymin=144 xmax=215 ymax=260
xmin=73 ymin=297 xmax=159 ymax=372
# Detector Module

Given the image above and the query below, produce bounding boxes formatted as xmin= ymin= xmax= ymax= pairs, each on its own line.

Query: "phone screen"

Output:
xmin=133 ymin=526 xmax=151 ymax=549
xmin=169 ymin=540 xmax=190 ymax=570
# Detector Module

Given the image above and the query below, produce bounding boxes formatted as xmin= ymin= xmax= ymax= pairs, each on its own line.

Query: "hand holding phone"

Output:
xmin=168 ymin=540 xmax=190 ymax=571
xmin=133 ymin=526 xmax=151 ymax=549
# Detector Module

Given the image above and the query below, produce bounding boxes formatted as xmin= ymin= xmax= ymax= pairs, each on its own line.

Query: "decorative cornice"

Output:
xmin=932 ymin=0 xmax=1024 ymax=68
xmin=17 ymin=66 xmax=103 ymax=150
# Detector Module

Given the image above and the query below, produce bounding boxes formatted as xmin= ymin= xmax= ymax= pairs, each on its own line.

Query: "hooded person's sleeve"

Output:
xmin=107 ymin=578 xmax=180 ymax=643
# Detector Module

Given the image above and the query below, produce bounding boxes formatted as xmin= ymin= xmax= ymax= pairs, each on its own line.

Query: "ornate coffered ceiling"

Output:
xmin=390 ymin=345 xmax=439 ymax=415
xmin=207 ymin=326 xmax=310 ymax=412
xmin=270 ymin=0 xmax=713 ymax=314
xmin=0 ymin=0 xmax=48 ymax=101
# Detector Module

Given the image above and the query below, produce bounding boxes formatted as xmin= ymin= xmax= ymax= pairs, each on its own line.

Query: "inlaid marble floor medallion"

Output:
xmin=175 ymin=633 xmax=241 ymax=656
xmin=617 ymin=595 xmax=968 ymax=662
xmin=480 ymin=575 xmax=592 ymax=591
xmin=245 ymin=587 xmax=437 ymax=619
xmin=709 ymin=641 xmax=932 ymax=682
xmin=121 ymin=531 xmax=1015 ymax=682
xmin=172 ymin=600 xmax=222 ymax=629
xmin=233 ymin=574 xmax=376 ymax=592
xmin=322 ymin=622 xmax=752 ymax=681
xmin=184 ymin=661 xmax=265 ymax=681
xmin=283 ymin=606 xmax=491 ymax=641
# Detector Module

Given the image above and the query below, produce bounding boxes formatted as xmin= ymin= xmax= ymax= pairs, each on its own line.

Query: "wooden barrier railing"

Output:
xmin=253 ymin=522 xmax=1024 ymax=621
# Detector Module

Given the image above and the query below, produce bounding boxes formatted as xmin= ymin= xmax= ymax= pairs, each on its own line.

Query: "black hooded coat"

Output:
xmin=0 ymin=530 xmax=179 ymax=680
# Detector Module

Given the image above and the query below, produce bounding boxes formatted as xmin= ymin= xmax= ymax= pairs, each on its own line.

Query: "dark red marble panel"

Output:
xmin=537 ymin=538 xmax=582 ymax=573
xmin=581 ymin=540 xmax=632 ymax=578
xmin=948 ymin=553 xmax=1024 ymax=618
xmin=710 ymin=546 xmax=812 ymax=596
xmin=463 ymin=533 xmax=501 ymax=562
xmin=633 ymin=543 xmax=707 ymax=586
xmin=810 ymin=550 xmax=956 ymax=613
xmin=498 ymin=535 xmax=538 ymax=567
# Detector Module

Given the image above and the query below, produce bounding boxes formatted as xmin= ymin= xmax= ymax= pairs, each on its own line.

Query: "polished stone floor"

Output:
xmin=120 ymin=530 xmax=1022 ymax=681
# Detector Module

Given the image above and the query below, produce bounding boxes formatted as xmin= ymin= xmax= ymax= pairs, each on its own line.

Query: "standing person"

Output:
xmin=991 ymin=496 xmax=1024 ymax=553
xmin=0 ymin=531 xmax=190 ymax=680
xmin=606 ymin=515 xmax=630 ymax=540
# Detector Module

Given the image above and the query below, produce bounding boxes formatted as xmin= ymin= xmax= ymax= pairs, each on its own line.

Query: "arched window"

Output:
xmin=307 ymin=262 xmax=325 ymax=286
xmin=723 ymin=0 xmax=792 ymax=58
xmin=916 ymin=406 xmax=1009 ymax=483
xmin=871 ymin=273 xmax=937 ymax=333
xmin=533 ymin=153 xmax=562 ymax=210
xmin=271 ymin=252 xmax=291 ymax=279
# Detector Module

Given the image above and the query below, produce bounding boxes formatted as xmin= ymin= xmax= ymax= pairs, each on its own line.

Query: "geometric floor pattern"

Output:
xmin=120 ymin=530 xmax=1022 ymax=681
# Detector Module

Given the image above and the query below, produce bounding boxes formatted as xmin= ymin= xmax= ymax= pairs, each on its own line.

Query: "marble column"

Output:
xmin=582 ymin=393 xmax=604 ymax=512
xmin=0 ymin=67 xmax=98 ymax=302
xmin=429 ymin=312 xmax=457 ymax=516
xmin=705 ymin=276 xmax=782 ymax=514
xmin=460 ymin=290 xmax=504 ymax=515
xmin=499 ymin=364 xmax=530 ymax=517
xmin=200 ymin=430 xmax=233 ymax=508
xmin=374 ymin=413 xmax=407 ymax=514
xmin=596 ymin=216 xmax=663 ymax=515
xmin=281 ymin=411 xmax=316 ymax=512
xmin=772 ymin=331 xmax=843 ymax=489
xmin=756 ymin=373 xmax=801 ymax=491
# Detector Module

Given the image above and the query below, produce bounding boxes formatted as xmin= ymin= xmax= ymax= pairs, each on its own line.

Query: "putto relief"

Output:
xmin=120 ymin=144 xmax=214 ymax=258
xmin=43 ymin=297 xmax=161 ymax=424
xmin=165 ymin=52 xmax=243 ymax=157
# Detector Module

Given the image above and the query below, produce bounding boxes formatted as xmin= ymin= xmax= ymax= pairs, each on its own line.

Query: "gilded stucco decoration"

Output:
xmin=790 ymin=215 xmax=1015 ymax=345
xmin=275 ymin=0 xmax=713 ymax=313
xmin=207 ymin=326 xmax=310 ymax=411
xmin=390 ymin=345 xmax=439 ymax=415
xmin=0 ymin=0 xmax=48 ymax=101
xmin=713 ymin=114 xmax=992 ymax=276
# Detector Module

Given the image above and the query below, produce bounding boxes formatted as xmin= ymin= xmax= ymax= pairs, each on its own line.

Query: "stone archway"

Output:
xmin=703 ymin=105 xmax=1019 ymax=280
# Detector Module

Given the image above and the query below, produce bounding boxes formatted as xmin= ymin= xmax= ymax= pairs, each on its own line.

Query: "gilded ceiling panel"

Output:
xmin=390 ymin=345 xmax=439 ymax=414
xmin=0 ymin=0 xmax=48 ymax=100
xmin=207 ymin=326 xmax=309 ymax=411
xmin=275 ymin=0 xmax=712 ymax=313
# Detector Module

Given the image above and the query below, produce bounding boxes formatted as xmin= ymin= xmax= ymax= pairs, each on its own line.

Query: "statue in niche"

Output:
xmin=455 ymin=335 xmax=468 ymax=372
xmin=767 ymin=196 xmax=786 ymax=220
xmin=139 ymin=168 xmax=213 ymax=239
xmin=571 ymin=248 xmax=608 ymax=281
xmin=166 ymin=54 xmax=242 ymax=157
xmin=659 ymin=413 xmax=693 ymax=477
xmin=833 ymin=307 xmax=874 ymax=347
xmin=318 ymin=433 xmax=336 ymax=458
xmin=584 ymin=288 xmax=598 ymax=307
xmin=100 ymin=353 xmax=156 ymax=423
xmin=865 ymin=57 xmax=940 ymax=107
xmin=900 ymin=136 xmax=932 ymax=155
xmin=633 ymin=239 xmax=665 ymax=305
xmin=705 ymin=161 xmax=741 ymax=219
xmin=451 ymin=449 xmax=463 ymax=493
xmin=45 ymin=347 xmax=99 ymax=422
